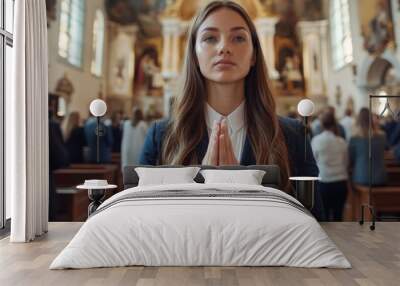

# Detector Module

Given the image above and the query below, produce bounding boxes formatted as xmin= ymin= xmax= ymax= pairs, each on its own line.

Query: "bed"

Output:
xmin=50 ymin=165 xmax=350 ymax=269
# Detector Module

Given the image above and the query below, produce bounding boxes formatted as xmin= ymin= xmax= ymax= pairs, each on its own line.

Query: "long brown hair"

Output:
xmin=161 ymin=0 xmax=291 ymax=191
xmin=353 ymin=107 xmax=383 ymax=138
xmin=130 ymin=107 xmax=144 ymax=127
xmin=64 ymin=111 xmax=80 ymax=140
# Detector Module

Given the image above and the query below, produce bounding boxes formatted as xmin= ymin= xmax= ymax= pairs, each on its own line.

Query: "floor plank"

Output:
xmin=0 ymin=222 xmax=399 ymax=286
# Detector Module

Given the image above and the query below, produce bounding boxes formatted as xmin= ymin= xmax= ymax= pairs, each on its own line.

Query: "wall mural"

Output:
xmin=106 ymin=0 xmax=165 ymax=94
xmin=103 ymin=0 xmax=328 ymax=108
xmin=260 ymin=0 xmax=324 ymax=20
xmin=105 ymin=0 xmax=168 ymax=37
xmin=269 ymin=0 xmax=324 ymax=96
xmin=274 ymin=0 xmax=305 ymax=94
xmin=109 ymin=32 xmax=135 ymax=97
xmin=360 ymin=0 xmax=396 ymax=55
xmin=134 ymin=46 xmax=162 ymax=97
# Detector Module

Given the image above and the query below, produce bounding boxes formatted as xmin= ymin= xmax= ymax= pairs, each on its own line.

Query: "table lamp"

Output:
xmin=89 ymin=99 xmax=107 ymax=163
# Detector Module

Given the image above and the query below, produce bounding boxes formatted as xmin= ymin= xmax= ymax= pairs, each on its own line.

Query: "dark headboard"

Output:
xmin=123 ymin=165 xmax=281 ymax=190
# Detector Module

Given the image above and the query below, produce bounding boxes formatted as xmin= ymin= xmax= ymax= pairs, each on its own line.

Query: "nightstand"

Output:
xmin=77 ymin=180 xmax=117 ymax=216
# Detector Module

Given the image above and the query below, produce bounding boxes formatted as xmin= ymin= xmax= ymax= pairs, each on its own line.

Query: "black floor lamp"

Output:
xmin=289 ymin=99 xmax=320 ymax=211
xmin=297 ymin=99 xmax=315 ymax=160
xmin=77 ymin=99 xmax=112 ymax=216
xmin=89 ymin=99 xmax=107 ymax=163
xmin=359 ymin=94 xmax=400 ymax=231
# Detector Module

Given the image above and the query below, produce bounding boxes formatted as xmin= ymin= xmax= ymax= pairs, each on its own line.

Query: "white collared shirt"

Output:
xmin=311 ymin=130 xmax=348 ymax=182
xmin=203 ymin=101 xmax=246 ymax=163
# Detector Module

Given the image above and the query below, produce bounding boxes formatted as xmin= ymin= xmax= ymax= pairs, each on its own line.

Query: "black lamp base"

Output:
xmin=289 ymin=177 xmax=319 ymax=211
xmin=293 ymin=180 xmax=315 ymax=210
xmin=88 ymin=189 xmax=106 ymax=216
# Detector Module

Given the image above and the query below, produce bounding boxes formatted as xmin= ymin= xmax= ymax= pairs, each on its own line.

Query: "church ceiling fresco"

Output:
xmin=105 ymin=0 xmax=168 ymax=37
xmin=104 ymin=0 xmax=324 ymax=38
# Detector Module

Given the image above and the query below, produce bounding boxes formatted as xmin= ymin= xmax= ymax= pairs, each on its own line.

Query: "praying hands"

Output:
xmin=202 ymin=119 xmax=239 ymax=166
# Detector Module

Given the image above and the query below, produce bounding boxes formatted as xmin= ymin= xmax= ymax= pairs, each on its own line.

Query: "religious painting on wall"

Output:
xmin=261 ymin=0 xmax=324 ymax=20
xmin=359 ymin=0 xmax=396 ymax=55
xmin=300 ymin=0 xmax=324 ymax=20
xmin=105 ymin=0 xmax=168 ymax=38
xmin=133 ymin=45 xmax=163 ymax=97
xmin=105 ymin=0 xmax=167 ymax=118
xmin=109 ymin=32 xmax=135 ymax=97
xmin=273 ymin=0 xmax=305 ymax=94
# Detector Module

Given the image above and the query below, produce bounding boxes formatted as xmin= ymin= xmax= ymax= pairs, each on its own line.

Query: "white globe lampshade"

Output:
xmin=89 ymin=99 xmax=107 ymax=117
xmin=297 ymin=99 xmax=315 ymax=117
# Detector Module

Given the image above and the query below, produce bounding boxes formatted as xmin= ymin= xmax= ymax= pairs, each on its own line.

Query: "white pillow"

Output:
xmin=135 ymin=167 xmax=201 ymax=186
xmin=200 ymin=169 xmax=266 ymax=185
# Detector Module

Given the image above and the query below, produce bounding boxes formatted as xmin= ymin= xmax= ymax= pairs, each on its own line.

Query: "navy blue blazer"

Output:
xmin=139 ymin=117 xmax=319 ymax=178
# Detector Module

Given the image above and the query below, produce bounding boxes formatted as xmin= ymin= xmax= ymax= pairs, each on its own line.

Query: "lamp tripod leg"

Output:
xmin=370 ymin=206 xmax=376 ymax=231
xmin=359 ymin=205 xmax=364 ymax=225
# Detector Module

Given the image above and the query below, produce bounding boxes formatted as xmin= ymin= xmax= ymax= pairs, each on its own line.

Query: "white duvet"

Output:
xmin=50 ymin=183 xmax=351 ymax=269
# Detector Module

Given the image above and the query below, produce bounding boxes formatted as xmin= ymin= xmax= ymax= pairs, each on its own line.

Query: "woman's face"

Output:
xmin=195 ymin=8 xmax=255 ymax=84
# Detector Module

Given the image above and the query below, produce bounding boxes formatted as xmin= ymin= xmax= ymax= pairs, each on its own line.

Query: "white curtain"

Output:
xmin=8 ymin=0 xmax=49 ymax=242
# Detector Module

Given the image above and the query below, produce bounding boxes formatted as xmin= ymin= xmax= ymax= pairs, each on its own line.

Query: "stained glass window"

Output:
xmin=90 ymin=9 xmax=104 ymax=76
xmin=330 ymin=0 xmax=353 ymax=70
xmin=58 ymin=0 xmax=85 ymax=67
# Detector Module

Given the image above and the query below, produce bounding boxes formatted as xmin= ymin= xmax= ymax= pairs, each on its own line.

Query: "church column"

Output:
xmin=171 ymin=31 xmax=181 ymax=75
xmin=298 ymin=20 xmax=329 ymax=107
xmin=162 ymin=32 xmax=172 ymax=77
xmin=161 ymin=18 xmax=183 ymax=78
xmin=161 ymin=18 xmax=184 ymax=115
xmin=254 ymin=17 xmax=279 ymax=79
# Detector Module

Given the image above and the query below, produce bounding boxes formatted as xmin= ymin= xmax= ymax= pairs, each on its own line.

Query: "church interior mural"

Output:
xmin=6 ymin=1 xmax=400 ymax=281
xmin=44 ymin=0 xmax=400 ymax=122
xmin=6 ymin=0 xmax=400 ymax=267
xmin=360 ymin=0 xmax=396 ymax=55
xmin=45 ymin=0 xmax=333 ymax=120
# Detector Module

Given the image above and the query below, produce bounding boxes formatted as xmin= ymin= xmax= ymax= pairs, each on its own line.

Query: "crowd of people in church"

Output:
xmin=48 ymin=101 xmax=400 ymax=222
xmin=48 ymin=106 xmax=158 ymax=220
xmin=305 ymin=105 xmax=399 ymax=222
xmin=49 ymin=107 xmax=155 ymax=170
xmin=48 ymin=106 xmax=156 ymax=220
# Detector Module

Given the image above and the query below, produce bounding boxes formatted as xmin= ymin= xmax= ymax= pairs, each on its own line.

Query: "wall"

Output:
xmin=325 ymin=0 xmax=400 ymax=117
xmin=392 ymin=0 xmax=400 ymax=60
xmin=47 ymin=0 xmax=108 ymax=119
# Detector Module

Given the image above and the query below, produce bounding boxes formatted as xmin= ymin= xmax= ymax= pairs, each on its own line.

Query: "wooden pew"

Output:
xmin=386 ymin=166 xmax=400 ymax=185
xmin=111 ymin=153 xmax=121 ymax=165
xmin=352 ymin=184 xmax=400 ymax=221
xmin=111 ymin=153 xmax=123 ymax=192
xmin=53 ymin=165 xmax=118 ymax=222
xmin=347 ymin=162 xmax=400 ymax=220
xmin=384 ymin=150 xmax=399 ymax=167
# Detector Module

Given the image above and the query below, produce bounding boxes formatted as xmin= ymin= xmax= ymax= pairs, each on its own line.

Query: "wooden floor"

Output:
xmin=0 ymin=222 xmax=399 ymax=286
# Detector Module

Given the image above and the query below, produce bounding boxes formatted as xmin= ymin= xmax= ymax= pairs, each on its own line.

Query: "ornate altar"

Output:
xmin=103 ymin=0 xmax=329 ymax=116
